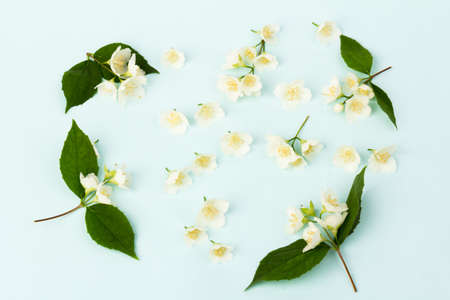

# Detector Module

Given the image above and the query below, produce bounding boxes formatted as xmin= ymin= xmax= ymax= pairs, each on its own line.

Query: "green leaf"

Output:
xmin=336 ymin=167 xmax=367 ymax=245
xmin=94 ymin=43 xmax=159 ymax=79
xmin=59 ymin=120 xmax=98 ymax=199
xmin=85 ymin=204 xmax=137 ymax=259
xmin=246 ymin=239 xmax=329 ymax=290
xmin=371 ymin=83 xmax=397 ymax=129
xmin=62 ymin=60 xmax=103 ymax=113
xmin=340 ymin=35 xmax=373 ymax=75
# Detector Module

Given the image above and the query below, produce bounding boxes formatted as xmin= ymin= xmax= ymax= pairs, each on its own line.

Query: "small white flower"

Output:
xmin=290 ymin=156 xmax=308 ymax=169
xmin=209 ymin=242 xmax=233 ymax=263
xmin=126 ymin=53 xmax=145 ymax=77
xmin=321 ymin=189 xmax=348 ymax=213
xmin=162 ymin=48 xmax=185 ymax=69
xmin=184 ymin=226 xmax=208 ymax=246
xmin=368 ymin=145 xmax=397 ymax=173
xmin=221 ymin=132 xmax=253 ymax=157
xmin=316 ymin=21 xmax=341 ymax=43
xmin=80 ymin=173 xmax=99 ymax=194
xmin=165 ymin=169 xmax=192 ymax=194
xmin=195 ymin=102 xmax=225 ymax=127
xmin=274 ymin=80 xmax=312 ymax=110
xmin=109 ymin=46 xmax=132 ymax=76
xmin=160 ymin=110 xmax=189 ymax=135
xmin=343 ymin=73 xmax=360 ymax=95
xmin=118 ymin=76 xmax=147 ymax=102
xmin=301 ymin=139 xmax=323 ymax=159
xmin=354 ymin=84 xmax=374 ymax=99
xmin=302 ymin=222 xmax=323 ymax=252
xmin=217 ymin=75 xmax=243 ymax=102
xmin=96 ymin=80 xmax=118 ymax=100
xmin=241 ymin=74 xmax=262 ymax=96
xmin=105 ymin=165 xmax=130 ymax=189
xmin=94 ymin=183 xmax=113 ymax=205
xmin=197 ymin=198 xmax=229 ymax=229
xmin=333 ymin=146 xmax=361 ymax=173
xmin=345 ymin=96 xmax=372 ymax=122
xmin=223 ymin=49 xmax=244 ymax=69
xmin=192 ymin=153 xmax=217 ymax=175
xmin=317 ymin=212 xmax=348 ymax=236
xmin=286 ymin=207 xmax=304 ymax=234
xmin=254 ymin=53 xmax=278 ymax=71
xmin=322 ymin=77 xmax=341 ymax=103
xmin=260 ymin=24 xmax=280 ymax=43
xmin=266 ymin=135 xmax=299 ymax=168
xmin=333 ymin=103 xmax=344 ymax=113
xmin=239 ymin=46 xmax=257 ymax=64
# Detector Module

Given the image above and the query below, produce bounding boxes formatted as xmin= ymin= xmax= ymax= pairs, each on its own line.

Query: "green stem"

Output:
xmin=257 ymin=40 xmax=266 ymax=55
xmin=364 ymin=66 xmax=392 ymax=82
xmin=335 ymin=247 xmax=358 ymax=293
xmin=34 ymin=203 xmax=83 ymax=223
xmin=293 ymin=115 xmax=310 ymax=139
xmin=312 ymin=22 xmax=319 ymax=27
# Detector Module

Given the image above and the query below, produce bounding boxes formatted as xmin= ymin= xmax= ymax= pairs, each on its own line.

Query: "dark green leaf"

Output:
xmin=62 ymin=60 xmax=103 ymax=113
xmin=371 ymin=83 xmax=397 ymax=129
xmin=246 ymin=239 xmax=329 ymax=290
xmin=85 ymin=204 xmax=137 ymax=259
xmin=340 ymin=35 xmax=373 ymax=75
xmin=337 ymin=167 xmax=366 ymax=245
xmin=59 ymin=120 xmax=98 ymax=199
xmin=94 ymin=43 xmax=159 ymax=77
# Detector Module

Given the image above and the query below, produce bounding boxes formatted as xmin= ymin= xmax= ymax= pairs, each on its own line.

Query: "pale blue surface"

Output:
xmin=3 ymin=0 xmax=450 ymax=299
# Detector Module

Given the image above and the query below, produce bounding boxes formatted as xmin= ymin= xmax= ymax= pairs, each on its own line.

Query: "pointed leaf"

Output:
xmin=371 ymin=83 xmax=397 ymax=129
xmin=337 ymin=167 xmax=366 ymax=245
xmin=59 ymin=120 xmax=98 ymax=199
xmin=246 ymin=239 xmax=329 ymax=290
xmin=340 ymin=35 xmax=373 ymax=75
xmin=62 ymin=60 xmax=103 ymax=113
xmin=85 ymin=204 xmax=137 ymax=259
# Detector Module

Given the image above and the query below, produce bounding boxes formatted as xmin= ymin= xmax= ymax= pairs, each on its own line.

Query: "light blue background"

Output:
xmin=3 ymin=0 xmax=450 ymax=299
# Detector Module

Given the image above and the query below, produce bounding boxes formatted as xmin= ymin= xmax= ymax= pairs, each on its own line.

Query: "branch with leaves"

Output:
xmin=34 ymin=120 xmax=137 ymax=259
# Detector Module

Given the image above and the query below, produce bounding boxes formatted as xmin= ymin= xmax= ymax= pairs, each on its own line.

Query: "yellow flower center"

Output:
xmin=375 ymin=151 xmax=390 ymax=163
xmin=319 ymin=24 xmax=333 ymax=36
xmin=341 ymin=149 xmax=356 ymax=163
xmin=213 ymin=246 xmax=227 ymax=257
xmin=186 ymin=229 xmax=201 ymax=240
xmin=349 ymin=100 xmax=364 ymax=113
xmin=329 ymin=86 xmax=338 ymax=96
xmin=175 ymin=172 xmax=185 ymax=185
xmin=166 ymin=50 xmax=179 ymax=63
xmin=262 ymin=26 xmax=274 ymax=40
xmin=242 ymin=75 xmax=256 ymax=87
xmin=226 ymin=79 xmax=239 ymax=92
xmin=198 ymin=105 xmax=214 ymax=119
xmin=167 ymin=112 xmax=182 ymax=126
xmin=286 ymin=86 xmax=300 ymax=101
xmin=228 ymin=134 xmax=244 ymax=149
xmin=195 ymin=156 xmax=211 ymax=168
xmin=291 ymin=157 xmax=304 ymax=166
xmin=305 ymin=230 xmax=315 ymax=243
xmin=277 ymin=144 xmax=292 ymax=158
xmin=243 ymin=48 xmax=255 ymax=60
xmin=357 ymin=87 xmax=370 ymax=96
xmin=201 ymin=204 xmax=219 ymax=219
xmin=326 ymin=195 xmax=339 ymax=207
xmin=258 ymin=56 xmax=271 ymax=65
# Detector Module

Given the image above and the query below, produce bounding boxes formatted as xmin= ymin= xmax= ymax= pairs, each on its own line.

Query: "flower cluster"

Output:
xmin=286 ymin=190 xmax=348 ymax=252
xmin=79 ymin=164 xmax=130 ymax=206
xmin=218 ymin=24 xmax=280 ymax=101
xmin=184 ymin=197 xmax=233 ymax=263
xmin=267 ymin=116 xmax=323 ymax=169
xmin=95 ymin=46 xmax=148 ymax=103
xmin=334 ymin=145 xmax=397 ymax=173
xmin=165 ymin=153 xmax=218 ymax=194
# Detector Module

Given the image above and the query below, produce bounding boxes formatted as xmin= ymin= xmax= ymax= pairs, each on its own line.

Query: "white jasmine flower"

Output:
xmin=80 ymin=173 xmax=99 ymax=194
xmin=322 ymin=77 xmax=341 ymax=103
xmin=354 ymin=84 xmax=374 ymax=99
xmin=195 ymin=102 xmax=225 ymax=127
xmin=333 ymin=146 xmax=361 ymax=173
xmin=317 ymin=212 xmax=348 ymax=236
xmin=160 ymin=110 xmax=189 ymax=135
xmin=274 ymin=80 xmax=312 ymax=110
xmin=192 ymin=153 xmax=217 ymax=175
xmin=241 ymin=74 xmax=262 ymax=96
xmin=286 ymin=207 xmax=304 ymax=234
xmin=126 ymin=53 xmax=145 ymax=77
xmin=165 ymin=169 xmax=192 ymax=194
xmin=94 ymin=183 xmax=113 ymax=205
xmin=239 ymin=46 xmax=257 ymax=64
xmin=221 ymin=131 xmax=253 ymax=157
xmin=333 ymin=103 xmax=344 ymax=113
xmin=109 ymin=46 xmax=132 ymax=76
xmin=162 ymin=48 xmax=185 ymax=69
xmin=260 ymin=24 xmax=280 ymax=43
xmin=209 ymin=242 xmax=233 ymax=263
xmin=301 ymin=139 xmax=323 ymax=159
xmin=197 ymin=198 xmax=229 ymax=229
xmin=254 ymin=53 xmax=278 ymax=71
xmin=266 ymin=135 xmax=299 ymax=168
xmin=343 ymin=73 xmax=360 ymax=95
xmin=316 ymin=21 xmax=341 ymax=43
xmin=184 ymin=226 xmax=208 ymax=246
xmin=118 ymin=76 xmax=147 ymax=102
xmin=223 ymin=49 xmax=244 ymax=69
xmin=105 ymin=165 xmax=130 ymax=189
xmin=368 ymin=145 xmax=397 ymax=173
xmin=290 ymin=156 xmax=308 ymax=168
xmin=96 ymin=80 xmax=118 ymax=100
xmin=321 ymin=189 xmax=348 ymax=213
xmin=302 ymin=222 xmax=323 ymax=252
xmin=217 ymin=75 xmax=243 ymax=102
xmin=345 ymin=96 xmax=372 ymax=122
